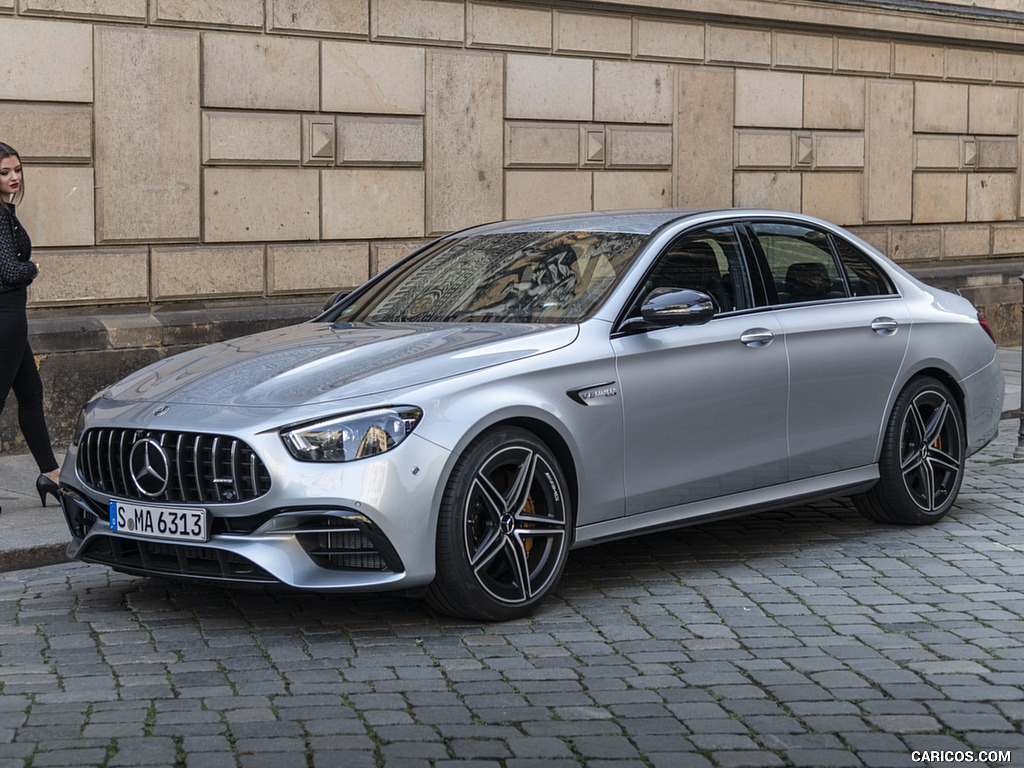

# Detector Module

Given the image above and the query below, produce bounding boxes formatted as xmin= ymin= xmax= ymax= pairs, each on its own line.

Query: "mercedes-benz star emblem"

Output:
xmin=128 ymin=439 xmax=171 ymax=497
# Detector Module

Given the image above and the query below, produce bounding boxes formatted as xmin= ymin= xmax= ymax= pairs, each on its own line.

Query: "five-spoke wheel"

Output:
xmin=426 ymin=427 xmax=571 ymax=620
xmin=854 ymin=376 xmax=965 ymax=525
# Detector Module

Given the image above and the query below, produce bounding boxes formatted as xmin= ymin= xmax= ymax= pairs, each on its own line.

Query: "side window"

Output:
xmin=834 ymin=238 xmax=895 ymax=297
xmin=751 ymin=223 xmax=845 ymax=304
xmin=640 ymin=225 xmax=754 ymax=313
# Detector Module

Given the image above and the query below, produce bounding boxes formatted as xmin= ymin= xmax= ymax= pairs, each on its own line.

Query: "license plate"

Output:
xmin=109 ymin=500 xmax=209 ymax=543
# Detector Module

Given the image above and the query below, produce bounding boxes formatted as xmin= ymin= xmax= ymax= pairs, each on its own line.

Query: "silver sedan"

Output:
xmin=58 ymin=209 xmax=1004 ymax=619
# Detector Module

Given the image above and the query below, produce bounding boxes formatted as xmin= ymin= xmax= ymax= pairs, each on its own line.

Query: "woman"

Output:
xmin=0 ymin=142 xmax=60 ymax=512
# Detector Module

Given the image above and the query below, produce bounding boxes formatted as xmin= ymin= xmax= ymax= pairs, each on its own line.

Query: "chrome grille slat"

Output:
xmin=175 ymin=432 xmax=187 ymax=501
xmin=76 ymin=428 xmax=271 ymax=504
xmin=193 ymin=434 xmax=204 ymax=503
xmin=211 ymin=436 xmax=222 ymax=503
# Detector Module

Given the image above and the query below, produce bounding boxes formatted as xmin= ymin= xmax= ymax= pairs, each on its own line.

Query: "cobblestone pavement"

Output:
xmin=2 ymin=422 xmax=1024 ymax=768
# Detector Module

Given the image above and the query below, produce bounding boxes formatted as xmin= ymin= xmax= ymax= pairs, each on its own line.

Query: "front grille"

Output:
xmin=78 ymin=428 xmax=272 ymax=504
xmin=80 ymin=535 xmax=278 ymax=583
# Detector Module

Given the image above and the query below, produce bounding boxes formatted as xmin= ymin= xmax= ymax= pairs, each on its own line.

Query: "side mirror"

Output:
xmin=322 ymin=290 xmax=349 ymax=312
xmin=640 ymin=287 xmax=716 ymax=327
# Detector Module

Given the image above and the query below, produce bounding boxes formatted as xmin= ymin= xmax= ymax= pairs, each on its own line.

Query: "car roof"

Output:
xmin=451 ymin=208 xmax=724 ymax=237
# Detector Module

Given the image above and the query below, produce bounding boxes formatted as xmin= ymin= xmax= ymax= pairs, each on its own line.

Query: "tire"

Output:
xmin=425 ymin=427 xmax=572 ymax=621
xmin=853 ymin=376 xmax=965 ymax=525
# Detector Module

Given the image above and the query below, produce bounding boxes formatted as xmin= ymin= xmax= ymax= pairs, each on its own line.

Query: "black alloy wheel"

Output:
xmin=854 ymin=376 xmax=965 ymax=525
xmin=426 ymin=427 xmax=571 ymax=620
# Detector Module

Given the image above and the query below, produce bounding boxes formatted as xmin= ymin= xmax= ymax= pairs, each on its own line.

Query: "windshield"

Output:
xmin=333 ymin=230 xmax=647 ymax=324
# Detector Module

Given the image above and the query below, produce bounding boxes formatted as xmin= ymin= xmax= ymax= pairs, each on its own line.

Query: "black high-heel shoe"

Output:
xmin=36 ymin=475 xmax=59 ymax=508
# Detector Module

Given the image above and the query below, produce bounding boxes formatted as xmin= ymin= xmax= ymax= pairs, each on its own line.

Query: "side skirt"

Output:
xmin=572 ymin=466 xmax=879 ymax=548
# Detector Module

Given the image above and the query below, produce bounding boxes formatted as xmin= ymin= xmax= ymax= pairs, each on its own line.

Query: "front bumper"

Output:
xmin=59 ymin=432 xmax=453 ymax=592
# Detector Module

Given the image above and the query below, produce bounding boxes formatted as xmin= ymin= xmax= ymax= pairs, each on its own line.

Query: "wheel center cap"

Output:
xmin=500 ymin=514 xmax=515 ymax=535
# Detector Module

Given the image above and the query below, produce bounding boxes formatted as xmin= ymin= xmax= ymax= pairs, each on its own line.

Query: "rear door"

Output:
xmin=745 ymin=220 xmax=910 ymax=479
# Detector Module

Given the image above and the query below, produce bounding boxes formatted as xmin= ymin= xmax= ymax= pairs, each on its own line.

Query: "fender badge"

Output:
xmin=567 ymin=382 xmax=619 ymax=406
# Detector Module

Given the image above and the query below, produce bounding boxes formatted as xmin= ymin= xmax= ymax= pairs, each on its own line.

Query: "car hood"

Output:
xmin=102 ymin=321 xmax=578 ymax=407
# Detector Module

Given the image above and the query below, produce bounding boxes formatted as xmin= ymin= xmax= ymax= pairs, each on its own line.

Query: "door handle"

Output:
xmin=871 ymin=317 xmax=899 ymax=335
xmin=740 ymin=328 xmax=775 ymax=347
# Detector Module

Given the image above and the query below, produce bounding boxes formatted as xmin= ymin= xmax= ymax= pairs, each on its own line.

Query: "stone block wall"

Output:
xmin=4 ymin=0 xmax=1024 ymax=453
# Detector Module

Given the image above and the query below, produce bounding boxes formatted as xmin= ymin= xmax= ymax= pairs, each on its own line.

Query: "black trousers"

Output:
xmin=0 ymin=287 xmax=58 ymax=474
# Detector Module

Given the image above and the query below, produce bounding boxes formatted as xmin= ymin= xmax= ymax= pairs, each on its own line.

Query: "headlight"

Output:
xmin=281 ymin=407 xmax=423 ymax=462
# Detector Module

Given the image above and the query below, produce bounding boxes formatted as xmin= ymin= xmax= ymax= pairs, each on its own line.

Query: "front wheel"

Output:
xmin=854 ymin=376 xmax=965 ymax=525
xmin=425 ymin=427 xmax=572 ymax=621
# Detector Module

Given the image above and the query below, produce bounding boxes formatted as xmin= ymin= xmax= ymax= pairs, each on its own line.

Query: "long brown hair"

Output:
xmin=0 ymin=142 xmax=24 ymax=209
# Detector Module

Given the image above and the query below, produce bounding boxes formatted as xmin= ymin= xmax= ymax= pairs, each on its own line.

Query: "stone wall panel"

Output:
xmin=913 ymin=172 xmax=967 ymax=223
xmin=735 ymin=70 xmax=803 ymax=129
xmin=802 ymin=171 xmax=863 ymax=225
xmin=915 ymin=136 xmax=961 ymax=170
xmin=707 ymin=25 xmax=771 ymax=67
xmin=554 ymin=11 xmax=631 ymax=57
xmin=606 ymin=127 xmax=673 ymax=168
xmin=915 ymin=82 xmax=969 ymax=134
xmin=374 ymin=240 xmax=428 ymax=273
xmin=891 ymin=226 xmax=941 ymax=264
xmin=426 ymin=50 xmax=503 ymax=235
xmin=677 ymin=67 xmax=733 ymax=207
xmin=967 ymin=173 xmax=1017 ymax=222
xmin=836 ymin=38 xmax=890 ymax=75
xmin=969 ymin=86 xmax=1019 ymax=136
xmin=19 ymin=166 xmax=94 ymax=247
xmin=204 ymin=168 xmax=319 ymax=242
xmin=269 ymin=0 xmax=368 ymax=36
xmin=594 ymin=171 xmax=671 ymax=210
xmin=202 ymin=112 xmax=301 ymax=165
xmin=151 ymin=0 xmax=262 ymax=27
xmin=948 ymin=48 xmax=994 ymax=82
xmin=506 ymin=55 xmax=593 ymax=122
xmin=505 ymin=171 xmax=592 ymax=219
xmin=21 ymin=0 xmax=145 ymax=20
xmin=322 ymin=169 xmax=425 ymax=239
xmin=993 ymin=223 xmax=1024 ymax=255
xmin=506 ymin=123 xmax=580 ymax=168
xmin=894 ymin=43 xmax=944 ymax=80
xmin=867 ymin=80 xmax=913 ymax=223
xmin=944 ymin=224 xmax=991 ymax=259
xmin=814 ymin=133 xmax=865 ymax=170
xmin=0 ymin=18 xmax=92 ymax=102
xmin=803 ymin=75 xmax=865 ymax=130
xmin=996 ymin=53 xmax=1024 ymax=85
xmin=734 ymin=171 xmax=801 ymax=211
xmin=634 ymin=18 xmax=703 ymax=62
xmin=95 ymin=26 xmax=200 ymax=242
xmin=338 ymin=117 xmax=424 ymax=166
xmin=204 ymin=33 xmax=318 ymax=110
xmin=977 ymin=138 xmax=1019 ymax=171
xmin=268 ymin=243 xmax=370 ymax=294
xmin=28 ymin=248 xmax=148 ymax=305
xmin=372 ymin=0 xmax=464 ymax=44
xmin=594 ymin=61 xmax=673 ymax=124
xmin=322 ymin=42 xmax=425 ymax=115
xmin=152 ymin=245 xmax=264 ymax=300
xmin=775 ymin=32 xmax=833 ymax=72
xmin=735 ymin=131 xmax=792 ymax=169
xmin=467 ymin=2 xmax=551 ymax=51
xmin=0 ymin=105 xmax=91 ymax=161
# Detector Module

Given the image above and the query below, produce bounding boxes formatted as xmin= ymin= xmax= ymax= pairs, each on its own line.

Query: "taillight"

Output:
xmin=977 ymin=312 xmax=995 ymax=342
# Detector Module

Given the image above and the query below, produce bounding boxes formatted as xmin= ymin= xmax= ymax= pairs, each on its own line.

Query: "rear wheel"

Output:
xmin=425 ymin=427 xmax=571 ymax=621
xmin=854 ymin=376 xmax=964 ymax=525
